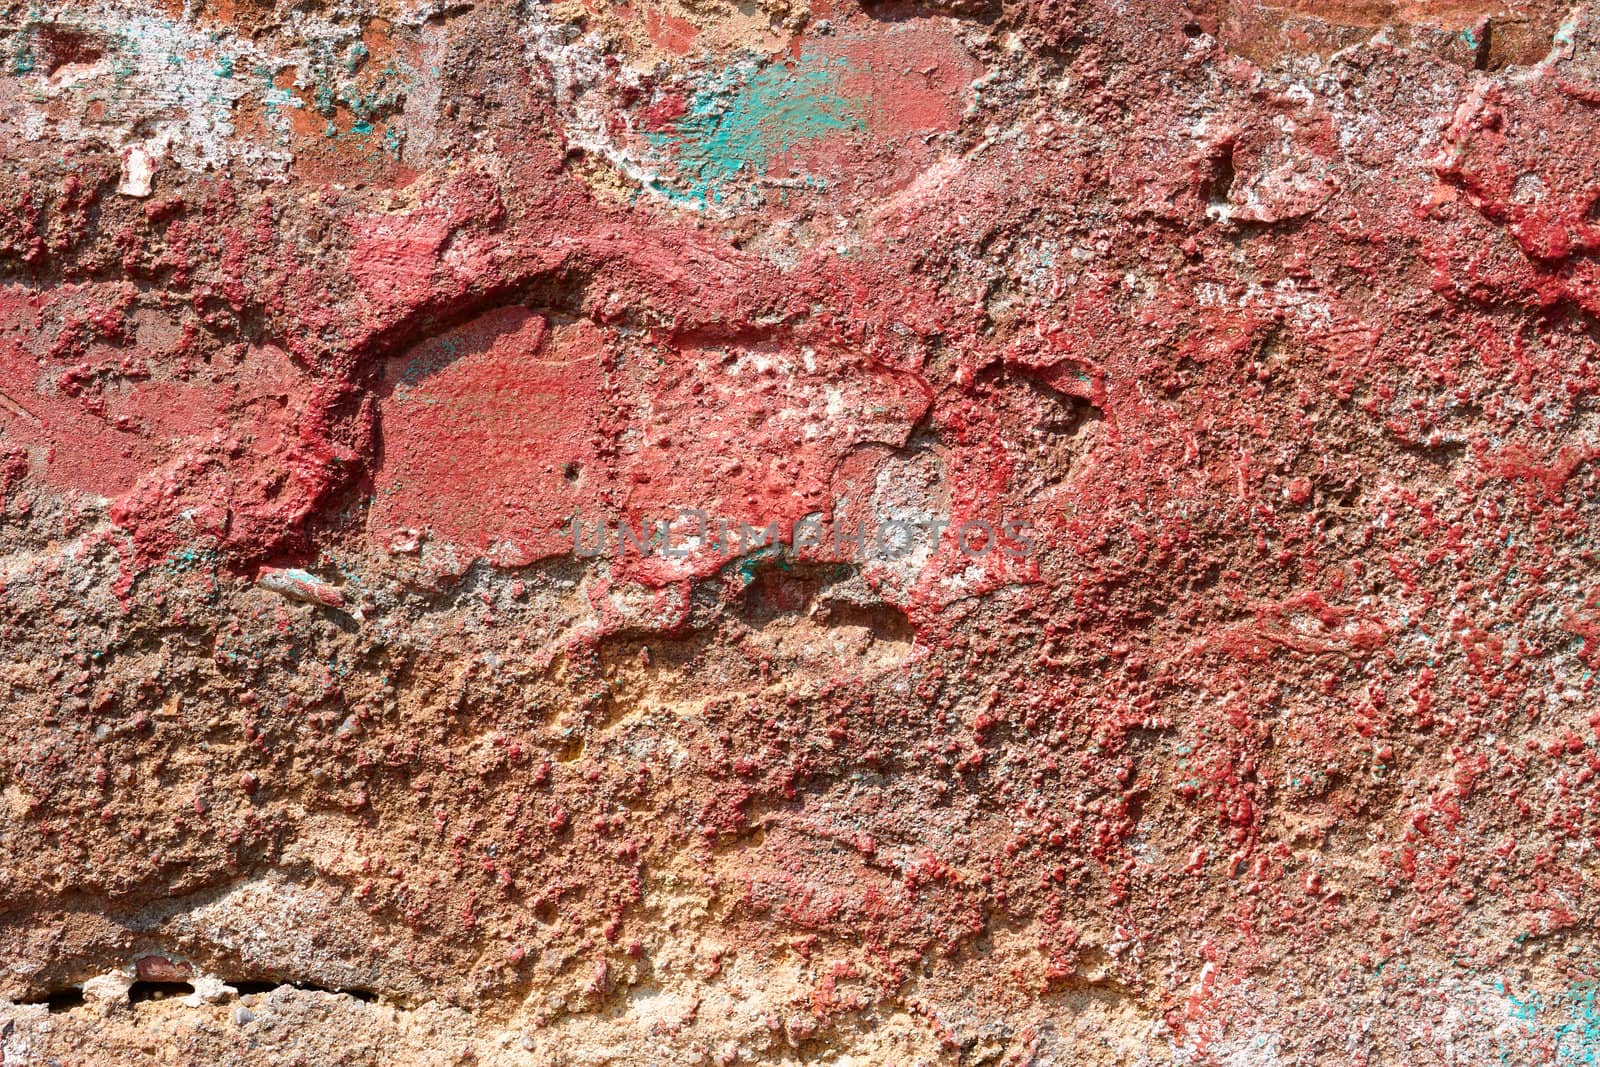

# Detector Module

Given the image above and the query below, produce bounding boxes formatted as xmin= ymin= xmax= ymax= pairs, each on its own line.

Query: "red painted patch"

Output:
xmin=371 ymin=307 xmax=609 ymax=566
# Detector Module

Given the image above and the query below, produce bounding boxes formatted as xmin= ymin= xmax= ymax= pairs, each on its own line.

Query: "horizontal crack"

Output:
xmin=13 ymin=978 xmax=381 ymax=1013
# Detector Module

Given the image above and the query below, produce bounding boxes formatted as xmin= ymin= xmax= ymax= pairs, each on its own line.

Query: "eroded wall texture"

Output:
xmin=1 ymin=0 xmax=1599 ymax=1063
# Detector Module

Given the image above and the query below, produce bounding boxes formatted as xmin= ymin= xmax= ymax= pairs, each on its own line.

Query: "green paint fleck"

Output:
xmin=647 ymin=49 xmax=866 ymax=206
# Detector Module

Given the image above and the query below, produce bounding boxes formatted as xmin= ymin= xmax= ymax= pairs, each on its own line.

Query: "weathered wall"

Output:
xmin=1 ymin=0 xmax=1599 ymax=1063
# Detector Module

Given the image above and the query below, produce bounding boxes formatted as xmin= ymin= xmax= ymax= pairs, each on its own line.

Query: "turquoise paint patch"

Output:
xmin=646 ymin=49 xmax=866 ymax=206
xmin=732 ymin=544 xmax=786 ymax=584
xmin=1500 ymin=980 xmax=1600 ymax=1065
xmin=1553 ymin=983 xmax=1600 ymax=1065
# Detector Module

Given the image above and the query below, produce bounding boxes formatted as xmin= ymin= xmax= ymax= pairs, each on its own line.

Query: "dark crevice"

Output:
xmin=234 ymin=979 xmax=378 ymax=1003
xmin=23 ymin=986 xmax=87 ymax=1013
xmin=1206 ymin=141 xmax=1237 ymax=211
xmin=130 ymin=980 xmax=194 ymax=1004
xmin=231 ymin=980 xmax=282 ymax=996
xmin=19 ymin=978 xmax=382 ymax=1014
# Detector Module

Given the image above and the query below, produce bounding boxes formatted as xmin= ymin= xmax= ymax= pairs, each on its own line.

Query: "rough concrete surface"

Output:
xmin=1 ymin=0 xmax=1599 ymax=1063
